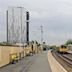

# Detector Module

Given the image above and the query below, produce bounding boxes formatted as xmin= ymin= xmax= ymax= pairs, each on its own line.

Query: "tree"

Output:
xmin=43 ymin=42 xmax=45 ymax=44
xmin=65 ymin=39 xmax=72 ymax=45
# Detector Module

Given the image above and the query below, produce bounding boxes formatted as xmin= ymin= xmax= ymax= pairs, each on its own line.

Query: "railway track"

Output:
xmin=52 ymin=51 xmax=72 ymax=72
xmin=57 ymin=53 xmax=72 ymax=65
xmin=62 ymin=54 xmax=72 ymax=64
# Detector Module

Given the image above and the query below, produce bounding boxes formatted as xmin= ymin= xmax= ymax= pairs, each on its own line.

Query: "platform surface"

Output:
xmin=28 ymin=51 xmax=52 ymax=72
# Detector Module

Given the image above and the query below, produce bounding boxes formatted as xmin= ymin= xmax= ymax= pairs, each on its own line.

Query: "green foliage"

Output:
xmin=49 ymin=45 xmax=57 ymax=51
xmin=65 ymin=39 xmax=72 ymax=45
xmin=43 ymin=42 xmax=45 ymax=44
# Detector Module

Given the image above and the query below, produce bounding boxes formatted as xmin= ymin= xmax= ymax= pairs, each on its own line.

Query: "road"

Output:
xmin=0 ymin=51 xmax=52 ymax=72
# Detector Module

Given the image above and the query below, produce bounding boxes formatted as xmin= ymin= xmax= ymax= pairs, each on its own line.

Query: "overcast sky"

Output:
xmin=0 ymin=0 xmax=72 ymax=45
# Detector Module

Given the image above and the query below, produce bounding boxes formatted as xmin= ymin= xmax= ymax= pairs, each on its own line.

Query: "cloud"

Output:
xmin=0 ymin=30 xmax=6 ymax=42
xmin=0 ymin=0 xmax=72 ymax=45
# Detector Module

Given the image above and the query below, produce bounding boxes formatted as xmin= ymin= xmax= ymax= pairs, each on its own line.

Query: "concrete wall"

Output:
xmin=0 ymin=46 xmax=29 ymax=67
xmin=0 ymin=46 xmax=10 ymax=67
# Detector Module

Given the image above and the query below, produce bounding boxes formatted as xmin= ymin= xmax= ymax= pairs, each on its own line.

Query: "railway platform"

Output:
xmin=48 ymin=50 xmax=67 ymax=72
xmin=0 ymin=51 xmax=51 ymax=72
xmin=27 ymin=51 xmax=52 ymax=72
xmin=0 ymin=50 xmax=69 ymax=72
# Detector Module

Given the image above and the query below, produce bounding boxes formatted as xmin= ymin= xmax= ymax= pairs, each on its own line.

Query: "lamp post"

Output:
xmin=40 ymin=25 xmax=43 ymax=52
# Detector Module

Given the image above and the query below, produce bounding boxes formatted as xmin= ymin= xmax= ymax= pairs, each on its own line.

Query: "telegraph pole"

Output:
xmin=40 ymin=25 xmax=43 ymax=52
xmin=12 ymin=8 xmax=14 ymax=43
xmin=7 ymin=10 xmax=8 ymax=43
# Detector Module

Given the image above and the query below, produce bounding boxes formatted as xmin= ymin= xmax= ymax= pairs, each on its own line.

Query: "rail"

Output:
xmin=52 ymin=51 xmax=72 ymax=72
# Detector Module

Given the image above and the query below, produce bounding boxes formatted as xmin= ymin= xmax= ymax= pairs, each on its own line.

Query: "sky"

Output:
xmin=0 ymin=0 xmax=72 ymax=45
